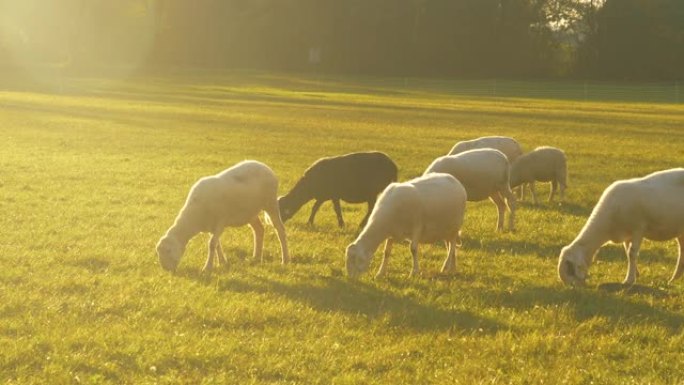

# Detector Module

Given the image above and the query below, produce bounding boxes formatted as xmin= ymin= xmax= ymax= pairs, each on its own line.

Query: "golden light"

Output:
xmin=0 ymin=0 xmax=157 ymax=89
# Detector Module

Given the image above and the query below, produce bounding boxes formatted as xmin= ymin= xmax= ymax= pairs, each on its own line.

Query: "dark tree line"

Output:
xmin=583 ymin=0 xmax=684 ymax=79
xmin=1 ymin=0 xmax=682 ymax=80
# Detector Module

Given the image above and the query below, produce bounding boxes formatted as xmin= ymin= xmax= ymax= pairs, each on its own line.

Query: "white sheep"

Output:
xmin=448 ymin=136 xmax=523 ymax=163
xmin=558 ymin=168 xmax=684 ymax=286
xmin=425 ymin=148 xmax=516 ymax=232
xmin=510 ymin=146 xmax=567 ymax=204
xmin=156 ymin=160 xmax=289 ymax=273
xmin=345 ymin=173 xmax=467 ymax=278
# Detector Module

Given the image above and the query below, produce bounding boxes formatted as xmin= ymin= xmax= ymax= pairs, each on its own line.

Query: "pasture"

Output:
xmin=1 ymin=72 xmax=683 ymax=384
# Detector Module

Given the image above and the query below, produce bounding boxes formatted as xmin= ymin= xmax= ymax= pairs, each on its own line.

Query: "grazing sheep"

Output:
xmin=558 ymin=168 xmax=684 ymax=286
xmin=425 ymin=148 xmax=516 ymax=232
xmin=279 ymin=151 xmax=398 ymax=228
xmin=448 ymin=136 xmax=523 ymax=163
xmin=510 ymin=146 xmax=567 ymax=204
xmin=346 ymin=173 xmax=467 ymax=278
xmin=156 ymin=161 xmax=289 ymax=273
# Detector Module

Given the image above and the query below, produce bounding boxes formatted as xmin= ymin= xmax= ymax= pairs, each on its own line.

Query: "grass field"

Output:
xmin=1 ymin=71 xmax=683 ymax=384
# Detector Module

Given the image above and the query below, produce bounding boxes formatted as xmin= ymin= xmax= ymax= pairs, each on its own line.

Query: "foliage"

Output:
xmin=1 ymin=0 xmax=681 ymax=79
xmin=589 ymin=0 xmax=684 ymax=80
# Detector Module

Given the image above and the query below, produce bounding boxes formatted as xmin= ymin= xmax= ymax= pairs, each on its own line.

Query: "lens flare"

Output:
xmin=0 ymin=0 xmax=156 ymax=90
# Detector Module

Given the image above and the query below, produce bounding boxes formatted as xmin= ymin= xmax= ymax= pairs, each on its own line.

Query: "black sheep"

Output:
xmin=279 ymin=152 xmax=398 ymax=228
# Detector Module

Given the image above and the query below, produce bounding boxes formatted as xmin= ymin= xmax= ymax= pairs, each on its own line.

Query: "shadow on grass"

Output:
xmin=463 ymin=227 xmax=677 ymax=268
xmin=0 ymin=82 xmax=623 ymax=134
xmin=68 ymin=257 xmax=111 ymax=273
xmin=213 ymin=274 xmax=502 ymax=333
xmin=484 ymin=284 xmax=683 ymax=332
xmin=461 ymin=236 xmax=561 ymax=260
xmin=597 ymin=282 xmax=671 ymax=298
xmin=517 ymin=200 xmax=591 ymax=217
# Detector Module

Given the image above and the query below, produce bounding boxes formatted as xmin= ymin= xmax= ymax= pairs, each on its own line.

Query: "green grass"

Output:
xmin=1 ymin=71 xmax=683 ymax=384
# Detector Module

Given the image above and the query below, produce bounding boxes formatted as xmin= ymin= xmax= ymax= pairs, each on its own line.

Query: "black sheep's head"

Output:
xmin=509 ymin=160 xmax=523 ymax=189
xmin=278 ymin=196 xmax=295 ymax=222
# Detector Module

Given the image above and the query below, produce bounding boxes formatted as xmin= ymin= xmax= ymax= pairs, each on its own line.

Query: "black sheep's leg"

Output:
xmin=333 ymin=199 xmax=345 ymax=228
xmin=307 ymin=199 xmax=324 ymax=226
xmin=358 ymin=199 xmax=375 ymax=229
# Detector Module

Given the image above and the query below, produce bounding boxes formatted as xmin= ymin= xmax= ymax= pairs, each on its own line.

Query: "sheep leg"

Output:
xmin=489 ymin=193 xmax=506 ymax=232
xmin=491 ymin=188 xmax=516 ymax=232
xmin=203 ymin=232 xmax=222 ymax=273
xmin=502 ymin=187 xmax=517 ymax=232
xmin=623 ymin=234 xmax=643 ymax=285
xmin=669 ymin=236 xmax=684 ymax=284
xmin=623 ymin=241 xmax=640 ymax=278
xmin=549 ymin=181 xmax=558 ymax=202
xmin=375 ymin=238 xmax=394 ymax=279
xmin=216 ymin=238 xmax=228 ymax=266
xmin=332 ymin=199 xmax=345 ymax=228
xmin=440 ymin=237 xmax=459 ymax=275
xmin=307 ymin=200 xmax=324 ymax=226
xmin=359 ymin=199 xmax=376 ymax=229
xmin=249 ymin=217 xmax=265 ymax=263
xmin=265 ymin=205 xmax=290 ymax=264
xmin=409 ymin=240 xmax=420 ymax=277
xmin=530 ymin=182 xmax=539 ymax=205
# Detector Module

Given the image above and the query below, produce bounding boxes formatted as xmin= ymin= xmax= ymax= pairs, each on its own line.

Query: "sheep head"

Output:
xmin=277 ymin=195 xmax=296 ymax=223
xmin=508 ymin=162 xmax=523 ymax=189
xmin=558 ymin=245 xmax=590 ymax=286
xmin=156 ymin=235 xmax=185 ymax=272
xmin=345 ymin=243 xmax=371 ymax=278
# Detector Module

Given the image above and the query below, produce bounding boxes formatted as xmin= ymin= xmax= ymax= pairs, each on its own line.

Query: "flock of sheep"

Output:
xmin=156 ymin=135 xmax=684 ymax=287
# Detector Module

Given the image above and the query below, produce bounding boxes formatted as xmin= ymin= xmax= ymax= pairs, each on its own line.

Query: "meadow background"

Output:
xmin=1 ymin=72 xmax=684 ymax=384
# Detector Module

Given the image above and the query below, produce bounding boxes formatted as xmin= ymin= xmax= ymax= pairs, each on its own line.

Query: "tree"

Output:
xmin=586 ymin=0 xmax=684 ymax=79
